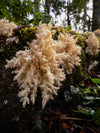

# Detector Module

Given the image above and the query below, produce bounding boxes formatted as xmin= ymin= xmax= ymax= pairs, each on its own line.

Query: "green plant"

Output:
xmin=32 ymin=12 xmax=44 ymax=26
xmin=64 ymin=77 xmax=100 ymax=126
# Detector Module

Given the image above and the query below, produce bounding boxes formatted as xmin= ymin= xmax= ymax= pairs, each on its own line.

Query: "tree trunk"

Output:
xmin=83 ymin=5 xmax=87 ymax=32
xmin=45 ymin=0 xmax=51 ymax=15
xmin=92 ymin=0 xmax=100 ymax=31
xmin=67 ymin=0 xmax=71 ymax=26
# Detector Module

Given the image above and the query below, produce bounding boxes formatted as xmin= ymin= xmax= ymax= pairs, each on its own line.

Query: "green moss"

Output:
xmin=52 ymin=26 xmax=65 ymax=40
xmin=0 ymin=26 xmax=38 ymax=62
xmin=0 ymin=41 xmax=25 ymax=62
xmin=19 ymin=26 xmax=37 ymax=43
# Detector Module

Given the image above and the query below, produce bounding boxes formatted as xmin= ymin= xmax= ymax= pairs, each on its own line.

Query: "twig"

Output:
xmin=58 ymin=116 xmax=91 ymax=122
xmin=87 ymin=126 xmax=99 ymax=133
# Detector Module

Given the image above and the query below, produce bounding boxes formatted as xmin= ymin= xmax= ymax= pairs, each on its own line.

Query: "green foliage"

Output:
xmin=32 ymin=12 xmax=44 ymax=26
xmin=0 ymin=9 xmax=15 ymax=22
xmin=63 ymin=77 xmax=100 ymax=125
xmin=93 ymin=109 xmax=100 ymax=126
xmin=45 ymin=0 xmax=66 ymax=16
xmin=67 ymin=0 xmax=91 ymax=31
xmin=91 ymin=78 xmax=100 ymax=84
xmin=65 ymin=25 xmax=72 ymax=31
xmin=0 ymin=0 xmax=52 ymax=25
xmin=70 ymin=83 xmax=100 ymax=106
xmin=50 ymin=0 xmax=66 ymax=15
xmin=32 ymin=0 xmax=51 ymax=25
xmin=69 ymin=0 xmax=89 ymax=13
xmin=0 ymin=0 xmax=34 ymax=24
xmin=74 ymin=106 xmax=95 ymax=115
xmin=42 ymin=12 xmax=52 ymax=24
xmin=32 ymin=11 xmax=51 ymax=26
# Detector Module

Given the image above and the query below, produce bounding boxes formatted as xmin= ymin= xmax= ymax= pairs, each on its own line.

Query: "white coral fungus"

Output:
xmin=5 ymin=22 xmax=81 ymax=108
xmin=94 ymin=29 xmax=100 ymax=37
xmin=0 ymin=18 xmax=17 ymax=36
xmin=86 ymin=33 xmax=100 ymax=55
xmin=6 ymin=36 xmax=19 ymax=44
xmin=88 ymin=60 xmax=98 ymax=71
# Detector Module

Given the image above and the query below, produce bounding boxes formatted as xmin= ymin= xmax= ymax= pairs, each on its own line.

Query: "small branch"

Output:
xmin=58 ymin=116 xmax=91 ymax=122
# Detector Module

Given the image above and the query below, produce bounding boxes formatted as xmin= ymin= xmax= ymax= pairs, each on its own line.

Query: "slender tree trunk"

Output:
xmin=67 ymin=0 xmax=71 ymax=26
xmin=92 ymin=0 xmax=100 ymax=31
xmin=67 ymin=8 xmax=71 ymax=26
xmin=83 ymin=5 xmax=87 ymax=32
xmin=45 ymin=0 xmax=51 ymax=15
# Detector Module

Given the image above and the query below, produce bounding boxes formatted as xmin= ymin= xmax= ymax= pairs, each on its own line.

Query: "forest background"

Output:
xmin=0 ymin=0 xmax=100 ymax=31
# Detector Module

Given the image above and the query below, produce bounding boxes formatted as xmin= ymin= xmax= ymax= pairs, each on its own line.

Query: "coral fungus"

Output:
xmin=94 ymin=29 xmax=100 ymax=37
xmin=0 ymin=18 xmax=17 ymax=37
xmin=86 ymin=33 xmax=100 ymax=55
xmin=5 ymin=22 xmax=81 ymax=108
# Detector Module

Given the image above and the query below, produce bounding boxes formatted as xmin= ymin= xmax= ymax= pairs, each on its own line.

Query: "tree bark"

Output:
xmin=92 ymin=0 xmax=100 ymax=31
xmin=45 ymin=0 xmax=51 ymax=15
xmin=67 ymin=0 xmax=71 ymax=26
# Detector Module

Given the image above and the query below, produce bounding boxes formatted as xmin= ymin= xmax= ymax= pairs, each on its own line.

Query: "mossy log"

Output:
xmin=0 ymin=25 xmax=100 ymax=132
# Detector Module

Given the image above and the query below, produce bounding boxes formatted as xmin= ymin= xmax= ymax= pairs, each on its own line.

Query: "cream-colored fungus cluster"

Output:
xmin=5 ymin=22 xmax=81 ymax=108
xmin=94 ymin=29 xmax=100 ymax=37
xmin=86 ymin=33 xmax=100 ymax=55
xmin=0 ymin=18 xmax=17 ymax=37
